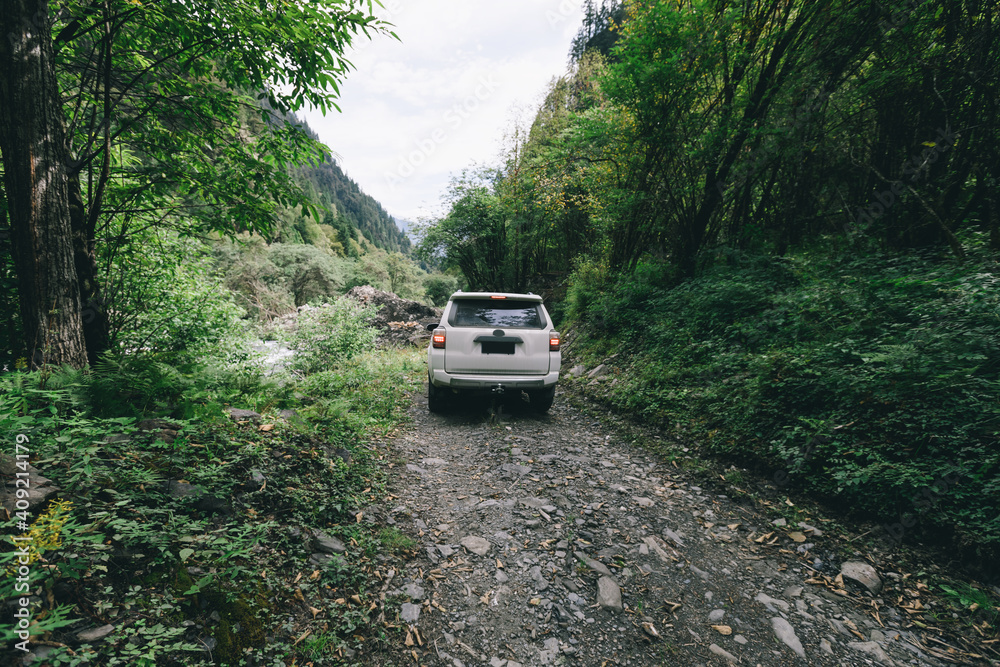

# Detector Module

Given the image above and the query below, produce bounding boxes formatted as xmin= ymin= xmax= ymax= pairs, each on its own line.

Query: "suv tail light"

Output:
xmin=549 ymin=334 xmax=560 ymax=351
xmin=432 ymin=331 xmax=446 ymax=349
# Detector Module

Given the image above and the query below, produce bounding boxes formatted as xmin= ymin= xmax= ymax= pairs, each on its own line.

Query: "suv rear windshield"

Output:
xmin=448 ymin=299 xmax=545 ymax=329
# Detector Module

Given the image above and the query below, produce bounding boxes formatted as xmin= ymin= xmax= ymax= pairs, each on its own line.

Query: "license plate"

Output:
xmin=481 ymin=341 xmax=515 ymax=355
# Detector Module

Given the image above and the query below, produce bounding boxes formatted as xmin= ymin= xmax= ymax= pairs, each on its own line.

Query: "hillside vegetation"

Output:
xmin=419 ymin=0 xmax=1000 ymax=573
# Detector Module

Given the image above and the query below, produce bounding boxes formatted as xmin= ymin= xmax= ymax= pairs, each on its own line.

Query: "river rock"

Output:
xmin=574 ymin=551 xmax=612 ymax=577
xmin=596 ymin=576 xmax=622 ymax=611
xmin=76 ymin=624 xmax=115 ymax=643
xmin=313 ymin=531 xmax=347 ymax=554
xmin=770 ymin=617 xmax=805 ymax=659
xmin=840 ymin=561 xmax=882 ymax=594
xmin=400 ymin=602 xmax=421 ymax=624
xmin=460 ymin=536 xmax=491 ymax=556
xmin=227 ymin=408 xmax=261 ymax=423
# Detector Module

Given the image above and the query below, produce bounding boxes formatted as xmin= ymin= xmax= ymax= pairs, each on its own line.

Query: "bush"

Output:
xmin=286 ymin=298 xmax=381 ymax=375
xmin=423 ymin=273 xmax=459 ymax=306
xmin=567 ymin=248 xmax=1000 ymax=562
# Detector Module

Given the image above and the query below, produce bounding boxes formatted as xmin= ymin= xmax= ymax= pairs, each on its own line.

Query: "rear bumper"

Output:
xmin=430 ymin=369 xmax=559 ymax=392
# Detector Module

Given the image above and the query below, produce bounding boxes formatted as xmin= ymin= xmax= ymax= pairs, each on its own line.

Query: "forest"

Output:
xmin=419 ymin=0 xmax=1000 ymax=574
xmin=1 ymin=0 xmax=998 ymax=663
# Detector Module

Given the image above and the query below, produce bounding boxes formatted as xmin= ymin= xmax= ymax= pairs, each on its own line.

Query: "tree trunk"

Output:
xmin=0 ymin=0 xmax=88 ymax=369
xmin=69 ymin=172 xmax=111 ymax=365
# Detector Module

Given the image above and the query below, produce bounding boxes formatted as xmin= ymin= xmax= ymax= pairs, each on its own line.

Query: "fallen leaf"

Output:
xmin=259 ymin=424 xmax=274 ymax=432
xmin=642 ymin=622 xmax=660 ymax=638
xmin=309 ymin=606 xmax=322 ymax=618
xmin=712 ymin=625 xmax=733 ymax=635
xmin=294 ymin=629 xmax=311 ymax=645
xmin=788 ymin=531 xmax=807 ymax=543
xmin=728 ymin=523 xmax=741 ymax=530
xmin=529 ymin=598 xmax=541 ymax=606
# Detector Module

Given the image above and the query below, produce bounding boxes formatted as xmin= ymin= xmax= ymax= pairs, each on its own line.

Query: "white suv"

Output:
xmin=426 ymin=291 xmax=561 ymax=413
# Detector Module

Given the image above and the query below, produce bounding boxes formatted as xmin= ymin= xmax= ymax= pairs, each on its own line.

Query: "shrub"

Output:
xmin=286 ymin=298 xmax=380 ymax=375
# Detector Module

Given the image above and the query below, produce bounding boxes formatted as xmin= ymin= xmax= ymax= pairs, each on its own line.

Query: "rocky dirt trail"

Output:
xmin=365 ymin=385 xmax=983 ymax=667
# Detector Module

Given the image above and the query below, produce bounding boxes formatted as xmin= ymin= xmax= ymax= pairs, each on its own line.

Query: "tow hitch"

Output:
xmin=491 ymin=384 xmax=506 ymax=396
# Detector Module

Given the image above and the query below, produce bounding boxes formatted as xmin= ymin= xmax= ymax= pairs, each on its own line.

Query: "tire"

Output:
xmin=428 ymin=376 xmax=447 ymax=413
xmin=529 ymin=386 xmax=556 ymax=413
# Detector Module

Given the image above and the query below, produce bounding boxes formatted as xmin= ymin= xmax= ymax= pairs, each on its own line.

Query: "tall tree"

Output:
xmin=0 ymin=0 xmax=391 ymax=368
xmin=0 ymin=0 xmax=88 ymax=368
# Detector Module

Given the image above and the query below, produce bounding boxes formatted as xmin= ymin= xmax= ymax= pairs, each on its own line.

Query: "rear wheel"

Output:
xmin=428 ymin=376 xmax=447 ymax=413
xmin=529 ymin=386 xmax=556 ymax=413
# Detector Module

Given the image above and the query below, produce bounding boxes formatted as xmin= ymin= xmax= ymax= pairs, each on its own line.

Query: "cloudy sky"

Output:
xmin=300 ymin=0 xmax=586 ymax=224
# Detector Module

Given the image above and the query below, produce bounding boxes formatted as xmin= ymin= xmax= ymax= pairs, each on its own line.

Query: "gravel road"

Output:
xmin=367 ymin=384 xmax=981 ymax=667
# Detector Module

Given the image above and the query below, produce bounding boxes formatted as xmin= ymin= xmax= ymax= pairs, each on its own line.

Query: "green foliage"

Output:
xmin=0 ymin=335 xmax=422 ymax=665
xmin=424 ymin=273 xmax=461 ymax=306
xmin=569 ymin=245 xmax=1000 ymax=561
xmin=286 ymin=298 xmax=381 ymax=375
xmin=107 ymin=231 xmax=251 ymax=365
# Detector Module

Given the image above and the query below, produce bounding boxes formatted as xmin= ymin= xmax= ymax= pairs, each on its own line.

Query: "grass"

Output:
xmin=0 ymin=345 xmax=424 ymax=666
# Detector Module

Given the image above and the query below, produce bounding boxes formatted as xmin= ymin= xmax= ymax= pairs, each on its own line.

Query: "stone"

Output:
xmin=709 ymin=644 xmax=739 ymax=664
xmin=596 ymin=576 xmax=622 ymax=611
xmin=313 ymin=532 xmax=347 ymax=555
xmin=460 ymin=536 xmax=491 ymax=556
xmin=568 ymin=365 xmax=586 ymax=378
xmin=0 ymin=471 xmax=59 ymax=514
xmin=689 ymin=564 xmax=711 ymax=581
xmin=403 ymin=583 xmax=425 ymax=600
xmin=422 ymin=458 xmax=448 ymax=466
xmin=755 ymin=592 xmax=790 ymax=613
xmin=400 ymin=603 xmax=421 ymax=624
xmin=587 ymin=364 xmax=607 ymax=379
xmin=662 ymin=528 xmax=685 ymax=547
xmin=840 ymin=561 xmax=882 ymax=595
xmin=76 ymin=624 xmax=115 ymax=643
xmin=438 ymin=544 xmax=456 ymax=558
xmin=226 ymin=408 xmax=261 ymax=423
xmin=848 ymin=641 xmax=897 ymax=665
xmin=733 ymin=634 xmax=747 ymax=645
xmin=708 ymin=609 xmax=726 ymax=622
xmin=574 ymin=551 xmax=612 ymax=577
xmin=490 ymin=658 xmax=506 ymax=667
xmin=819 ymin=638 xmax=834 ymax=654
xmin=770 ymin=617 xmax=806 ymax=659
xmin=634 ymin=497 xmax=655 ymax=507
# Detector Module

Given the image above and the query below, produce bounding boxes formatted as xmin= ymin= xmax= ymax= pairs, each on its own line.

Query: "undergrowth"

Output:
xmin=565 ymin=238 xmax=1000 ymax=576
xmin=2 ymin=337 xmax=423 ymax=665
